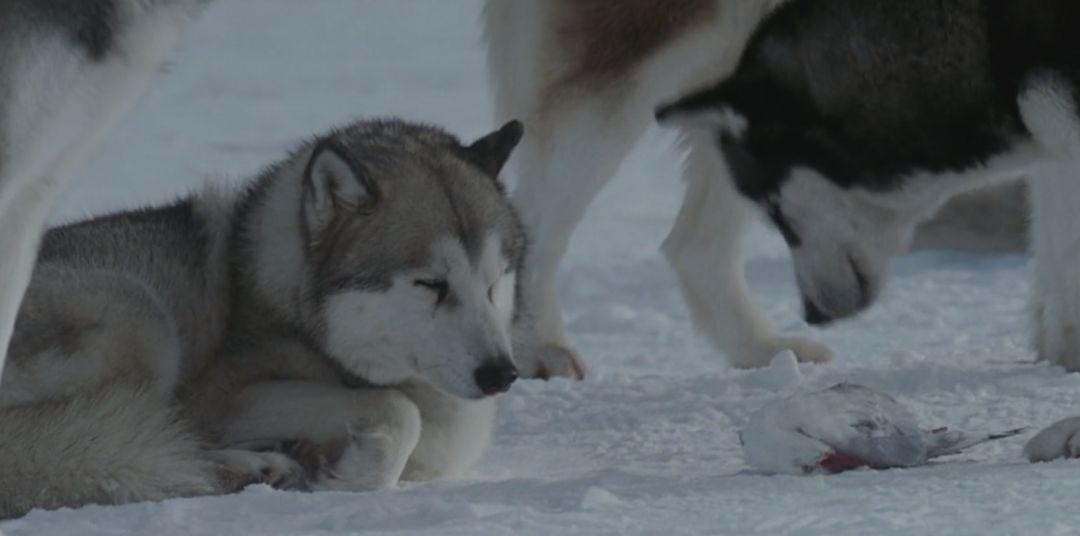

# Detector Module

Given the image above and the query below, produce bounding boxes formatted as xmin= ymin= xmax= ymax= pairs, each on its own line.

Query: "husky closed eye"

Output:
xmin=414 ymin=279 xmax=450 ymax=305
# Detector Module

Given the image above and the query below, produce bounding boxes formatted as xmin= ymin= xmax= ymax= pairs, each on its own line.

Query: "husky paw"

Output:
xmin=308 ymin=438 xmax=407 ymax=492
xmin=308 ymin=393 xmax=422 ymax=492
xmin=209 ymin=449 xmax=306 ymax=492
xmin=1024 ymin=417 xmax=1080 ymax=462
xmin=515 ymin=342 xmax=586 ymax=380
xmin=777 ymin=337 xmax=835 ymax=364
xmin=730 ymin=336 xmax=834 ymax=369
xmin=1032 ymin=292 xmax=1080 ymax=371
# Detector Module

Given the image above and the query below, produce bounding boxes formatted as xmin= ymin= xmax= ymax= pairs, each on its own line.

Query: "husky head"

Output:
xmin=289 ymin=120 xmax=526 ymax=399
xmin=656 ymin=0 xmax=1027 ymax=324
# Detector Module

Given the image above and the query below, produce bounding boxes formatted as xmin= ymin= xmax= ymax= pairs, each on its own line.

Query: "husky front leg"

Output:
xmin=1028 ymin=160 xmax=1080 ymax=371
xmin=487 ymin=2 xmax=661 ymax=380
xmin=0 ymin=187 xmax=50 ymax=386
xmin=218 ymin=381 xmax=422 ymax=491
xmin=1021 ymin=73 xmax=1080 ymax=372
xmin=662 ymin=132 xmax=833 ymax=368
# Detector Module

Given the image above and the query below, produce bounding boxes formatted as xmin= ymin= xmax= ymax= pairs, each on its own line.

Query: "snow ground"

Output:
xmin=5 ymin=1 xmax=1080 ymax=534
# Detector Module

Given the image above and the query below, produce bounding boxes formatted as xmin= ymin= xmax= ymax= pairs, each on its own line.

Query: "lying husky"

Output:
xmin=485 ymin=0 xmax=1028 ymax=377
xmin=0 ymin=0 xmax=208 ymax=391
xmin=0 ymin=118 xmax=526 ymax=518
xmin=656 ymin=0 xmax=1080 ymax=459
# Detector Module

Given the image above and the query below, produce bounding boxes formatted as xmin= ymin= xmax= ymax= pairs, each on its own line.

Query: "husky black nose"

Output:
xmin=803 ymin=296 xmax=834 ymax=326
xmin=474 ymin=359 xmax=518 ymax=396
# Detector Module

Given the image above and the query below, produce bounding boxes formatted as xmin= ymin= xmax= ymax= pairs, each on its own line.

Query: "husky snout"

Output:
xmin=474 ymin=356 xmax=518 ymax=396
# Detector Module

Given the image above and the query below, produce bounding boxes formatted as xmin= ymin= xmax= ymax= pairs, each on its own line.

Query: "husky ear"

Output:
xmin=655 ymin=83 xmax=745 ymax=133
xmin=462 ymin=120 xmax=525 ymax=179
xmin=302 ymin=141 xmax=376 ymax=234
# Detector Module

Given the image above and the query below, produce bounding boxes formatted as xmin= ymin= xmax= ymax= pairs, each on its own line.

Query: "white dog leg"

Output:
xmin=0 ymin=1 xmax=204 ymax=384
xmin=506 ymin=103 xmax=650 ymax=379
xmin=1028 ymin=165 xmax=1080 ymax=371
xmin=662 ymin=132 xmax=833 ymax=368
xmin=205 ymin=449 xmax=305 ymax=491
xmin=1021 ymin=73 xmax=1080 ymax=372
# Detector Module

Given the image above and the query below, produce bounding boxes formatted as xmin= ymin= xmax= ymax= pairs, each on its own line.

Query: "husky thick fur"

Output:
xmin=656 ymin=0 xmax=1073 ymax=348
xmin=484 ymin=0 xmax=1028 ymax=376
xmin=0 ymin=0 xmax=207 ymax=389
xmin=0 ymin=118 xmax=526 ymax=518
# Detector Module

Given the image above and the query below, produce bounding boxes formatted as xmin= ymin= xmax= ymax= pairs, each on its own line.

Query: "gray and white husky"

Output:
xmin=485 ymin=0 xmax=1028 ymax=378
xmin=655 ymin=0 xmax=1080 ymax=461
xmin=0 ymin=118 xmax=526 ymax=518
xmin=0 ymin=0 xmax=208 ymax=389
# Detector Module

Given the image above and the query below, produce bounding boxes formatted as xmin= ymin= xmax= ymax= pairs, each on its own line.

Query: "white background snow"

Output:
xmin=5 ymin=1 xmax=1080 ymax=534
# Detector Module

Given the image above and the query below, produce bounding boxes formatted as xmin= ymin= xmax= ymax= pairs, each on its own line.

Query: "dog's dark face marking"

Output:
xmin=656 ymin=0 xmax=1065 ymax=324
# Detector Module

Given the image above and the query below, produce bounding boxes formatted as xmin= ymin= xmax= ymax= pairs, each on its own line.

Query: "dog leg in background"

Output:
xmin=504 ymin=102 xmax=650 ymax=380
xmin=0 ymin=0 xmax=207 ymax=384
xmin=1021 ymin=72 xmax=1080 ymax=372
xmin=662 ymin=132 xmax=833 ymax=368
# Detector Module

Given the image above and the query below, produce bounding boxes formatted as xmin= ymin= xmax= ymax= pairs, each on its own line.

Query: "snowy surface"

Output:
xmin=6 ymin=1 xmax=1080 ymax=534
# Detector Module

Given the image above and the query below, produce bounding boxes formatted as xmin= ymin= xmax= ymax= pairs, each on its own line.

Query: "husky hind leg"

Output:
xmin=487 ymin=3 xmax=648 ymax=379
xmin=0 ymin=381 xmax=304 ymax=519
xmin=501 ymin=98 xmax=650 ymax=380
xmin=0 ymin=383 xmax=215 ymax=519
xmin=0 ymin=0 xmax=207 ymax=385
xmin=663 ymin=132 xmax=833 ymax=368
xmin=2 ymin=265 xmax=188 ymax=406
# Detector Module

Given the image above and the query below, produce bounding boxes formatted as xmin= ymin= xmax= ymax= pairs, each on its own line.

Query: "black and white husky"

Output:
xmin=655 ymin=0 xmax=1080 ymax=460
xmin=0 ymin=0 xmax=208 ymax=386
xmin=484 ymin=0 xmax=1027 ymax=378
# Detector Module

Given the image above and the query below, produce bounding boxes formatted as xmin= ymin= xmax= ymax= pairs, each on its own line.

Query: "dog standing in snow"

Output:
xmin=0 ymin=119 xmax=526 ymax=518
xmin=655 ymin=0 xmax=1080 ymax=460
xmin=484 ymin=0 xmax=1028 ymax=379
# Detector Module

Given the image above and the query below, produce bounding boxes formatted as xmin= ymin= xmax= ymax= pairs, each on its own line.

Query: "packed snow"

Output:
xmin=5 ymin=1 xmax=1080 ymax=534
